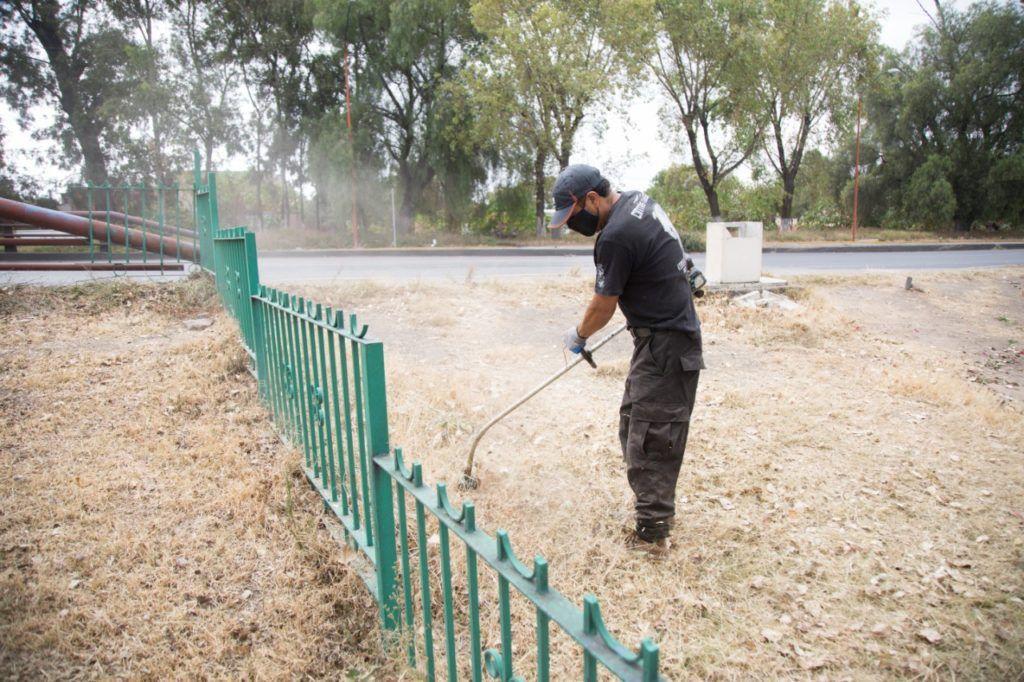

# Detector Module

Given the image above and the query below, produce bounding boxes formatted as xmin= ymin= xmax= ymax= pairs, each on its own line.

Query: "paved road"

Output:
xmin=257 ymin=248 xmax=1024 ymax=284
xmin=3 ymin=248 xmax=1023 ymax=287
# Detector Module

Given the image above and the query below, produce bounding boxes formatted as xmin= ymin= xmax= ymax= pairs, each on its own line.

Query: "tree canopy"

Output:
xmin=1 ymin=0 xmax=1021 ymax=238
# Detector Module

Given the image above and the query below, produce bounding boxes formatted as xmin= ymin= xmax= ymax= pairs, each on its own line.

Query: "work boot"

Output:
xmin=625 ymin=530 xmax=671 ymax=557
xmin=635 ymin=520 xmax=671 ymax=542
xmin=625 ymin=521 xmax=672 ymax=556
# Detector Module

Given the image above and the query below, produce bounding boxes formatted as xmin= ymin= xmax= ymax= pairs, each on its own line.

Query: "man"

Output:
xmin=549 ymin=164 xmax=703 ymax=547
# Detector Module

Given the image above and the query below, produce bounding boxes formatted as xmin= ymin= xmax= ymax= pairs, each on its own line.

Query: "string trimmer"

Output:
xmin=458 ymin=323 xmax=628 ymax=490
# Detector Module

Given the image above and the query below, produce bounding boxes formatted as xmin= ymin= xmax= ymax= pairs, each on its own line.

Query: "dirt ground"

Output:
xmin=0 ymin=279 xmax=398 ymax=679
xmin=2 ymin=268 xmax=1022 ymax=680
xmin=288 ymin=267 xmax=1024 ymax=679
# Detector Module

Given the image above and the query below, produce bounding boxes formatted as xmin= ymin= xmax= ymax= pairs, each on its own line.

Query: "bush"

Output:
xmin=799 ymin=201 xmax=846 ymax=230
xmin=900 ymin=155 xmax=956 ymax=229
xmin=985 ymin=153 xmax=1024 ymax=227
xmin=680 ymin=231 xmax=705 ymax=253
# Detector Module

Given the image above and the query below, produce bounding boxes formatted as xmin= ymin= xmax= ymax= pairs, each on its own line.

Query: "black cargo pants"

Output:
xmin=618 ymin=328 xmax=703 ymax=539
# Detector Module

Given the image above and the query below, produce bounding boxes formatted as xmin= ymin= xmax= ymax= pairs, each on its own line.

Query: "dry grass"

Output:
xmin=291 ymin=268 xmax=1024 ymax=680
xmin=0 ymin=276 xmax=401 ymax=679
xmin=3 ymin=268 xmax=1023 ymax=680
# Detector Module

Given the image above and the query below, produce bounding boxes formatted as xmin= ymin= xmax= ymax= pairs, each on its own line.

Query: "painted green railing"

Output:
xmin=201 ymin=171 xmax=663 ymax=680
xmin=64 ymin=182 xmax=197 ymax=270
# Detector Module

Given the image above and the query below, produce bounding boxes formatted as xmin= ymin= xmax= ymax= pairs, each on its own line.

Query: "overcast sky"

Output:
xmin=0 ymin=0 xmax=984 ymax=195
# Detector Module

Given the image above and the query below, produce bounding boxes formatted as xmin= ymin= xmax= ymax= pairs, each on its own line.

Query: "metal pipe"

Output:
xmin=0 ymin=197 xmax=197 ymax=262
xmin=459 ymin=323 xmax=628 ymax=489
xmin=0 ymin=261 xmax=184 ymax=271
xmin=66 ymin=210 xmax=198 ymax=239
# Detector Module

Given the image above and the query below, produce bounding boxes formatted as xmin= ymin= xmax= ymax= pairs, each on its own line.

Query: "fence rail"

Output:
xmin=64 ymin=183 xmax=196 ymax=270
xmin=180 ymin=157 xmax=665 ymax=681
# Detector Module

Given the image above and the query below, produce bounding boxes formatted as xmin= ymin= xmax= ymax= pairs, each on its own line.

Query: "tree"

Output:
xmin=166 ymin=0 xmax=242 ymax=177
xmin=0 ymin=0 xmax=141 ymax=184
xmin=753 ymin=0 xmax=876 ymax=221
xmin=866 ymin=1 xmax=1024 ymax=230
xmin=469 ymin=0 xmax=626 ymax=236
xmin=625 ymin=0 xmax=761 ymax=219
xmin=316 ymin=0 xmax=483 ymax=237
xmin=216 ymin=0 xmax=315 ymax=227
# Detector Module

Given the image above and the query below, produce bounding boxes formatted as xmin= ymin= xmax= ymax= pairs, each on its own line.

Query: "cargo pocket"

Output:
xmin=628 ymin=402 xmax=689 ymax=461
xmin=679 ymin=353 xmax=705 ymax=372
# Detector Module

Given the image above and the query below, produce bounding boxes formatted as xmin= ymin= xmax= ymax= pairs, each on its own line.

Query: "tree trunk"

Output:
xmin=72 ymin=118 xmax=109 ymax=186
xmin=557 ymin=139 xmax=571 ymax=171
xmin=706 ymin=187 xmax=722 ymax=221
xmin=534 ymin=148 xmax=547 ymax=237
xmin=203 ymin=137 xmax=214 ymax=177
xmin=779 ymin=172 xmax=796 ymax=219
xmin=297 ymin=142 xmax=305 ymax=225
xmin=25 ymin=7 xmax=109 ymax=186
xmin=280 ymin=158 xmax=289 ymax=227
xmin=398 ymin=190 xmax=415 ymax=237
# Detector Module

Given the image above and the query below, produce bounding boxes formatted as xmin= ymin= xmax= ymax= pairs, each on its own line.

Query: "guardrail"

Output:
xmin=200 ymin=157 xmax=664 ymax=680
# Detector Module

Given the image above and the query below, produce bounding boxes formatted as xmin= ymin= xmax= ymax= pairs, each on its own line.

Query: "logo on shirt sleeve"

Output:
xmin=630 ymin=193 xmax=649 ymax=219
xmin=596 ymin=263 xmax=607 ymax=291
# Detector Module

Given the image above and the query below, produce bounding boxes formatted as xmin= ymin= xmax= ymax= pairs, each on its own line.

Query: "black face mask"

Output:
xmin=567 ymin=207 xmax=599 ymax=237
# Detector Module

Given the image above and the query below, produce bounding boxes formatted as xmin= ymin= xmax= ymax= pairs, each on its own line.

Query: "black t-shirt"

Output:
xmin=593 ymin=191 xmax=701 ymax=334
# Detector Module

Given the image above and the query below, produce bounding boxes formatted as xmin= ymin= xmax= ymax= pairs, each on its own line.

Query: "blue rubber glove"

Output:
xmin=563 ymin=326 xmax=587 ymax=354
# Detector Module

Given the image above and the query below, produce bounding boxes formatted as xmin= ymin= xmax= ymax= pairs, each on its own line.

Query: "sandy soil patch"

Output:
xmin=0 ymin=278 xmax=396 ymax=679
xmin=289 ymin=267 xmax=1024 ymax=679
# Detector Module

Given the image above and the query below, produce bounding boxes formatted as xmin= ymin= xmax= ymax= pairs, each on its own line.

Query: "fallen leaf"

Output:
xmin=761 ymin=628 xmax=782 ymax=643
xmin=917 ymin=627 xmax=942 ymax=645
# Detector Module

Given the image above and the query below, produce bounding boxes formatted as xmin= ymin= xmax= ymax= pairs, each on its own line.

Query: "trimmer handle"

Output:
xmin=580 ymin=348 xmax=597 ymax=368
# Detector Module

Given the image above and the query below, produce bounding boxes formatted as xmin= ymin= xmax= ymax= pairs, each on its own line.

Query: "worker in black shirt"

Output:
xmin=548 ymin=164 xmax=703 ymax=548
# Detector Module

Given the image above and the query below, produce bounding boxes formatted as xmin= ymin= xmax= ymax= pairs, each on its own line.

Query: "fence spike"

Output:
xmin=533 ymin=556 xmax=548 ymax=592
xmin=436 ymin=483 xmax=468 ymax=522
xmin=495 ymin=530 xmax=536 ymax=580
xmin=581 ymin=595 xmax=643 ymax=664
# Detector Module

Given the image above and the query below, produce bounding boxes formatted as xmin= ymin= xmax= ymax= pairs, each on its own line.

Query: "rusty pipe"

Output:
xmin=65 ymin=210 xmax=197 ymax=239
xmin=0 ymin=197 xmax=197 ymax=262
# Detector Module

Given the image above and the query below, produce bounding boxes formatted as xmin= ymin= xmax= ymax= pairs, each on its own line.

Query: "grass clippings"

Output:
xmin=0 ymin=276 xmax=400 ymax=679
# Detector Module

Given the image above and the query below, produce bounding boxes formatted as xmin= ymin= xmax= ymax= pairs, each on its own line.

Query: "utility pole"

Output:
xmin=391 ymin=186 xmax=397 ymax=247
xmin=852 ymin=93 xmax=861 ymax=242
xmin=344 ymin=41 xmax=360 ymax=248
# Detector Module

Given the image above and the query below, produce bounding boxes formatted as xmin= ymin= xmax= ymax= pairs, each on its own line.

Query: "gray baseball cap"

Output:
xmin=547 ymin=164 xmax=603 ymax=229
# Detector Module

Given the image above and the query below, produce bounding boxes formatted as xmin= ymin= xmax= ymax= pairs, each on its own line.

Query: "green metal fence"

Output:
xmin=199 ymin=162 xmax=663 ymax=680
xmin=64 ymin=183 xmax=197 ymax=270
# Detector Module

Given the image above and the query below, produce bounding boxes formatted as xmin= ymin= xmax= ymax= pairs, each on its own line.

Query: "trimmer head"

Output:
xmin=458 ymin=471 xmax=480 ymax=491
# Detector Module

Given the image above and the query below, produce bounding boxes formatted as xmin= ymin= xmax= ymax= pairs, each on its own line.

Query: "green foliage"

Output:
xmin=985 ymin=153 xmax=1024 ymax=227
xmin=647 ymin=163 xmax=780 ymax=232
xmin=898 ymin=156 xmax=956 ymax=229
xmin=475 ymin=182 xmax=535 ymax=237
xmin=865 ymin=1 xmax=1024 ymax=230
